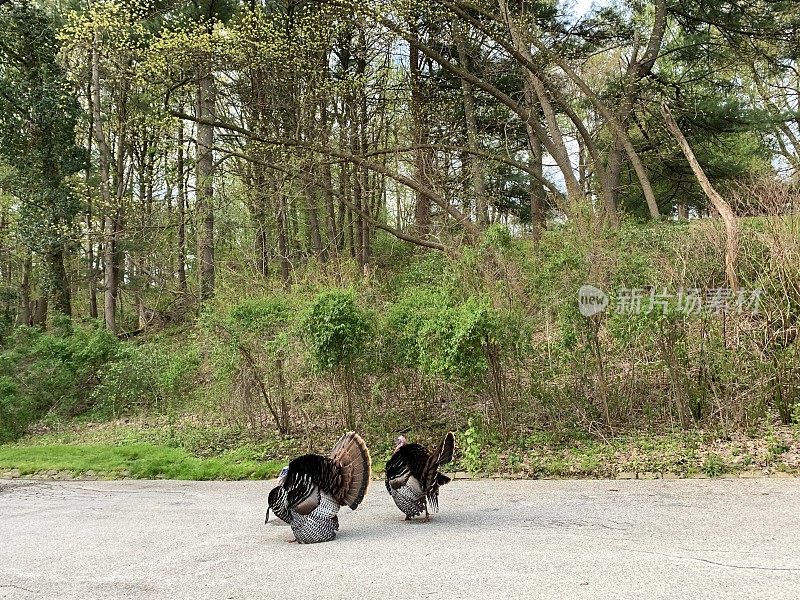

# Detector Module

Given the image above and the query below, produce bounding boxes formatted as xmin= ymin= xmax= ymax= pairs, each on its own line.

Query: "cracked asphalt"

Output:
xmin=1 ymin=478 xmax=799 ymax=599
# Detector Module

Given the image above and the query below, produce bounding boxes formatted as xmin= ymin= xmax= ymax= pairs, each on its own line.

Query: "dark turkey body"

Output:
xmin=385 ymin=443 xmax=438 ymax=519
xmin=288 ymin=492 xmax=341 ymax=544
xmin=387 ymin=479 xmax=427 ymax=518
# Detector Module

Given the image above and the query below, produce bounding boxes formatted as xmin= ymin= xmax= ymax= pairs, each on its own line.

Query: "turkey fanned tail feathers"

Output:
xmin=267 ymin=431 xmax=371 ymax=543
xmin=329 ymin=430 xmax=371 ymax=509
xmin=385 ymin=432 xmax=455 ymax=519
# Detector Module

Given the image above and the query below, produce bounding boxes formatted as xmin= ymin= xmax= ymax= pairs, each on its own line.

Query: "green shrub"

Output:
xmin=384 ymin=288 xmax=451 ymax=369
xmin=482 ymin=223 xmax=513 ymax=251
xmin=228 ymin=296 xmax=293 ymax=336
xmin=419 ymin=297 xmax=495 ymax=380
xmin=303 ymin=289 xmax=371 ymax=371
xmin=0 ymin=323 xmax=120 ymax=440
xmin=303 ymin=289 xmax=371 ymax=428
xmin=461 ymin=417 xmax=482 ymax=473
xmin=0 ymin=375 xmax=27 ymax=442
xmin=386 ymin=290 xmax=524 ymax=381
xmin=703 ymin=453 xmax=726 ymax=478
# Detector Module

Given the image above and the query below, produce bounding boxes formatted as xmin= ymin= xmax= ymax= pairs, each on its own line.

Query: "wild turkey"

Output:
xmin=385 ymin=432 xmax=455 ymax=521
xmin=266 ymin=431 xmax=371 ymax=543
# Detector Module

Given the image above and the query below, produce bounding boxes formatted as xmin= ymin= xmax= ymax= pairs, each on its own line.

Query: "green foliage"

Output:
xmin=461 ymin=418 xmax=482 ymax=473
xmin=385 ymin=288 xmax=522 ymax=381
xmin=384 ymin=288 xmax=451 ymax=369
xmin=766 ymin=430 xmax=790 ymax=462
xmin=0 ymin=3 xmax=85 ymax=312
xmin=2 ymin=219 xmax=799 ymax=473
xmin=386 ymin=250 xmax=453 ymax=298
xmin=0 ymin=375 xmax=24 ymax=443
xmin=303 ymin=290 xmax=371 ymax=371
xmin=703 ymin=453 xmax=726 ymax=478
xmin=482 ymin=224 xmax=513 ymax=252
xmin=200 ymin=293 xmax=304 ymax=432
xmin=228 ymin=296 xmax=292 ymax=334
xmin=0 ymin=324 xmax=119 ymax=441
xmin=0 ymin=323 xmax=201 ymax=441
xmin=417 ymin=297 xmax=492 ymax=380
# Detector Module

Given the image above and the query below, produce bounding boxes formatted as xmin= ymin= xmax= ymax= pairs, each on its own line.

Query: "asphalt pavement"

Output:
xmin=1 ymin=478 xmax=799 ymax=599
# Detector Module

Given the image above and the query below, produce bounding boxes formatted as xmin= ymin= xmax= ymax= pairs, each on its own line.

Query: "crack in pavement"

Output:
xmin=0 ymin=584 xmax=36 ymax=594
xmin=621 ymin=547 xmax=800 ymax=571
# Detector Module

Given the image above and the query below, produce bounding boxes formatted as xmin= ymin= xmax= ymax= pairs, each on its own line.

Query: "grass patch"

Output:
xmin=0 ymin=443 xmax=285 ymax=480
xmin=2 ymin=422 xmax=798 ymax=481
xmin=450 ymin=427 xmax=800 ymax=478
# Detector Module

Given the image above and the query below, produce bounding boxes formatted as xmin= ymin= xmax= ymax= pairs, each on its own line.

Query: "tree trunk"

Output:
xmin=410 ymin=36 xmax=431 ymax=234
xmin=607 ymin=138 xmax=625 ymax=205
xmin=337 ymin=107 xmax=352 ymax=255
xmin=196 ymin=64 xmax=216 ymax=301
xmin=87 ymin=220 xmax=98 ymax=320
xmin=176 ymin=118 xmax=188 ymax=293
xmin=520 ymin=31 xmax=661 ymax=219
xmin=305 ymin=175 xmax=324 ymax=262
xmin=320 ymin=101 xmax=338 ymax=260
xmin=32 ymin=295 xmax=47 ymax=327
xmin=498 ymin=0 xmax=583 ymax=206
xmin=276 ymin=187 xmax=291 ymax=285
xmin=15 ymin=252 xmax=32 ymax=326
xmin=90 ymin=38 xmax=117 ymax=332
xmin=529 ymin=136 xmax=546 ymax=240
xmin=662 ymin=104 xmax=739 ymax=291
xmin=84 ymin=79 xmax=98 ymax=319
xmin=357 ymin=28 xmax=371 ymax=268
xmin=601 ymin=1 xmax=667 ymax=219
xmin=346 ymin=76 xmax=366 ymax=270
xmin=103 ymin=214 xmax=116 ymax=332
xmin=47 ymin=245 xmax=71 ymax=316
xmin=455 ymin=25 xmax=487 ymax=227
xmin=250 ymin=165 xmax=270 ymax=279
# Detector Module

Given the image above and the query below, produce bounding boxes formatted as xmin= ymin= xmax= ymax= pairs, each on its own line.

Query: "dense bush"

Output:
xmin=0 ymin=321 xmax=200 ymax=442
xmin=303 ymin=289 xmax=372 ymax=428
xmin=303 ymin=290 xmax=371 ymax=371
xmin=385 ymin=287 xmax=527 ymax=435
xmin=0 ymin=322 xmax=119 ymax=441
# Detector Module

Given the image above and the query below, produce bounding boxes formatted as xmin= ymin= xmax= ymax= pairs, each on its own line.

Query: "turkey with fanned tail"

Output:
xmin=385 ymin=432 xmax=455 ymax=521
xmin=266 ymin=431 xmax=371 ymax=543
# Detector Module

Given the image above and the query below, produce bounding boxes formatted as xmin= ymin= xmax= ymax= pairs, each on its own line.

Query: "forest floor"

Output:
xmin=1 ymin=478 xmax=799 ymax=599
xmin=0 ymin=417 xmax=799 ymax=481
